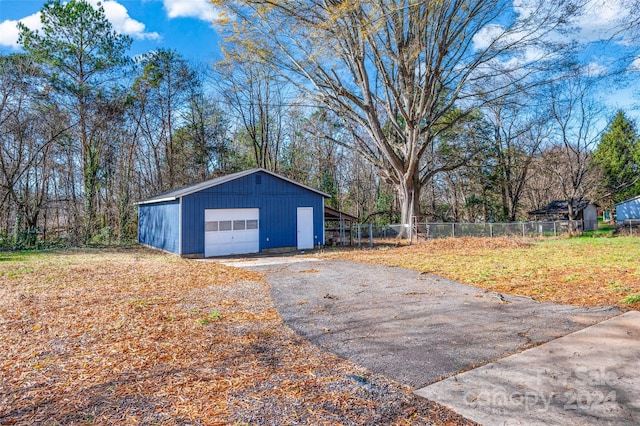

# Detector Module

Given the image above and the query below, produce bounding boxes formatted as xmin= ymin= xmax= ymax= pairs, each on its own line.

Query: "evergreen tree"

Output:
xmin=593 ymin=110 xmax=640 ymax=203
xmin=18 ymin=0 xmax=132 ymax=241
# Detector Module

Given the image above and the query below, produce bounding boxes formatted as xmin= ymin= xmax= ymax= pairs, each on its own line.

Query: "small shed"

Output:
xmin=136 ymin=168 xmax=329 ymax=257
xmin=324 ymin=206 xmax=359 ymax=245
xmin=615 ymin=195 xmax=640 ymax=224
xmin=528 ymin=200 xmax=598 ymax=231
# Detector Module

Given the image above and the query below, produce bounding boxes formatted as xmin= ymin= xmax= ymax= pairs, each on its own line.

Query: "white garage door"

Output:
xmin=204 ymin=208 xmax=259 ymax=257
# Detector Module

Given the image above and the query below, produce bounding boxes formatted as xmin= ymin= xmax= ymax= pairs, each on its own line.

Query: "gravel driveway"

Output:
xmin=228 ymin=257 xmax=620 ymax=388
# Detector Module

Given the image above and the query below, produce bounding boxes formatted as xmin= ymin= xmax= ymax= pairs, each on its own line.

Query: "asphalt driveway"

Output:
xmin=224 ymin=257 xmax=619 ymax=388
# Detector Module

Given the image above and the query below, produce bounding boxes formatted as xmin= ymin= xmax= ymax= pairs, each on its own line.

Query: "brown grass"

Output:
xmin=0 ymin=247 xmax=473 ymax=425
xmin=319 ymin=236 xmax=640 ymax=309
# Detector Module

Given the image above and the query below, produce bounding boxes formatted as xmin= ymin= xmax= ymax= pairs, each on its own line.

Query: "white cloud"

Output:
xmin=570 ymin=0 xmax=626 ymax=43
xmin=510 ymin=0 xmax=633 ymax=46
xmin=0 ymin=1 xmax=159 ymax=49
xmin=583 ymin=61 xmax=609 ymax=77
xmin=162 ymin=0 xmax=221 ymax=23
xmin=512 ymin=0 xmax=544 ymax=21
xmin=0 ymin=12 xmax=41 ymax=49
xmin=472 ymin=0 xmax=635 ymax=71
xmin=86 ymin=0 xmax=160 ymax=40
xmin=473 ymin=24 xmax=505 ymax=51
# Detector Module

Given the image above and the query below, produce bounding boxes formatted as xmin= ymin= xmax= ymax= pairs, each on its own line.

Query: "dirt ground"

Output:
xmin=1 ymin=249 xmax=475 ymax=425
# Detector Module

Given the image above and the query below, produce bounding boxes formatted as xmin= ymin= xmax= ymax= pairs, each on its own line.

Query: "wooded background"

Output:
xmin=2 ymin=0 xmax=640 ymax=247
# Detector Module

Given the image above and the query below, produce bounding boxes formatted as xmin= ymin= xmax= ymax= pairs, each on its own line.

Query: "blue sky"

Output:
xmin=0 ymin=0 xmax=638 ymax=120
xmin=0 ymin=0 xmax=223 ymax=64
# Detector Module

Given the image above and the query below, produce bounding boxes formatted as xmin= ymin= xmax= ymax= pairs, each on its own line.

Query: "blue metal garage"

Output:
xmin=616 ymin=195 xmax=640 ymax=224
xmin=137 ymin=168 xmax=329 ymax=257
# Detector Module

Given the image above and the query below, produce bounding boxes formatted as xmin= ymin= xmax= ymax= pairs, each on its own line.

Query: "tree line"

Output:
xmin=1 ymin=0 xmax=639 ymax=248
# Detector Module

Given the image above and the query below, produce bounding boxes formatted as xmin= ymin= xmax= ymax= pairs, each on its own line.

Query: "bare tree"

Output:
xmin=0 ymin=54 xmax=72 ymax=246
xmin=280 ymin=106 xmax=313 ymax=183
xmin=523 ymin=152 xmax=565 ymax=214
xmin=215 ymin=59 xmax=289 ymax=172
xmin=214 ymin=0 xmax=577 ymax=235
xmin=133 ymin=49 xmax=201 ymax=192
xmin=482 ymin=90 xmax=551 ymax=221
xmin=546 ymin=72 xmax=605 ymax=221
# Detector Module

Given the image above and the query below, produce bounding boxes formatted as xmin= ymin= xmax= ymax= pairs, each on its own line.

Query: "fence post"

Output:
xmin=409 ymin=217 xmax=413 ymax=245
xmin=452 ymin=223 xmax=455 ymax=238
xmin=522 ymin=222 xmax=525 ymax=238
xmin=369 ymin=224 xmax=373 ymax=248
xmin=490 ymin=223 xmax=493 ymax=238
xmin=357 ymin=225 xmax=361 ymax=247
xmin=554 ymin=221 xmax=557 ymax=237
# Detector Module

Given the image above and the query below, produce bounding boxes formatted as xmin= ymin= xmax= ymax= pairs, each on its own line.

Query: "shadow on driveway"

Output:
xmin=230 ymin=258 xmax=620 ymax=389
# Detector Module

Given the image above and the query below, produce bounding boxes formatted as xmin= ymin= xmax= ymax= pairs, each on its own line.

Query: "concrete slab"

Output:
xmin=414 ymin=311 xmax=640 ymax=426
xmin=236 ymin=258 xmax=619 ymax=388
xmin=206 ymin=256 xmax=322 ymax=268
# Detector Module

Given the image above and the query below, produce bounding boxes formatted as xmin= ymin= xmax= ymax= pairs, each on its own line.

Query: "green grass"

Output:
xmin=623 ymin=293 xmax=640 ymax=304
xmin=0 ymin=251 xmax=48 ymax=278
xmin=610 ymin=282 xmax=632 ymax=293
xmin=196 ymin=310 xmax=223 ymax=325
xmin=1 ymin=266 xmax=37 ymax=279
xmin=537 ymin=235 xmax=638 ymax=258
xmin=327 ymin=235 xmax=640 ymax=307
xmin=582 ymin=219 xmax=617 ymax=238
xmin=0 ymin=251 xmax=42 ymax=262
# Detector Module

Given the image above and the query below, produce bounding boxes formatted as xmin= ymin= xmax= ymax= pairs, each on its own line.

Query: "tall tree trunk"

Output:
xmin=80 ymin=102 xmax=98 ymax=243
xmin=397 ymin=171 xmax=421 ymax=238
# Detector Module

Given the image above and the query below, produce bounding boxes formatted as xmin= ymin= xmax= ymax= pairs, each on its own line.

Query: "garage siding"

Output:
xmin=616 ymin=196 xmax=640 ymax=223
xmin=180 ymin=171 xmax=324 ymax=256
xmin=138 ymin=200 xmax=180 ymax=254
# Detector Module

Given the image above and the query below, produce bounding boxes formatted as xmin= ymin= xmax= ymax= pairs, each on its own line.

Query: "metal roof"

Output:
xmin=324 ymin=206 xmax=359 ymax=222
xmin=615 ymin=194 xmax=640 ymax=206
xmin=528 ymin=199 xmax=594 ymax=216
xmin=136 ymin=168 xmax=331 ymax=205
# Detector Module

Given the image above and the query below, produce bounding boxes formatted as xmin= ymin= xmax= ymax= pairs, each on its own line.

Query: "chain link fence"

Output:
xmin=325 ymin=219 xmax=586 ymax=247
xmin=618 ymin=219 xmax=640 ymax=236
xmin=411 ymin=220 xmax=584 ymax=240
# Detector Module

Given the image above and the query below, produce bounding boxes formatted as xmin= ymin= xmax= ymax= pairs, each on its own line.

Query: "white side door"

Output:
xmin=297 ymin=207 xmax=314 ymax=250
xmin=204 ymin=208 xmax=259 ymax=257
